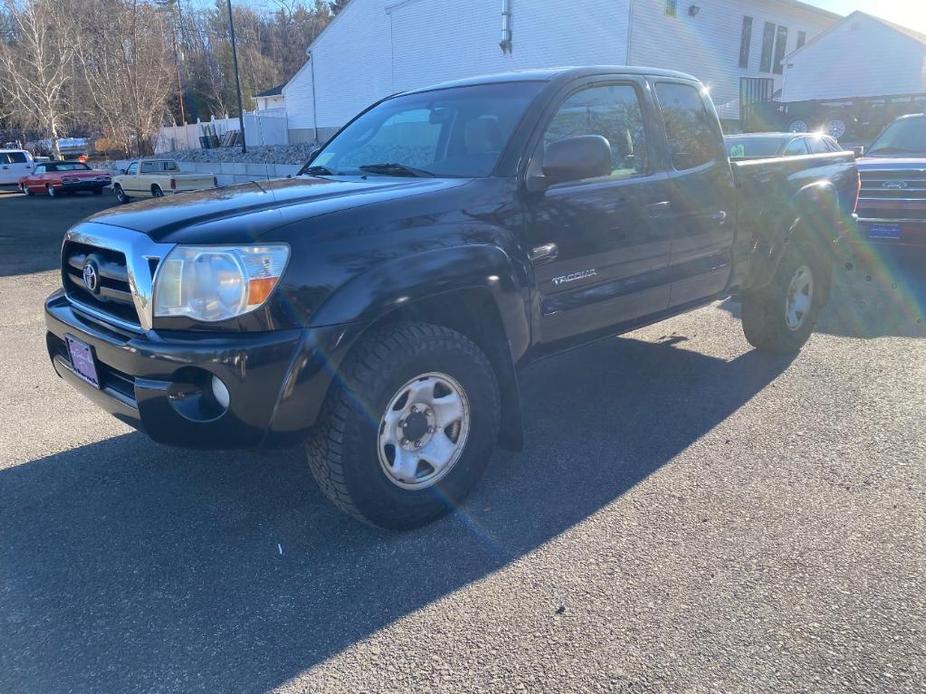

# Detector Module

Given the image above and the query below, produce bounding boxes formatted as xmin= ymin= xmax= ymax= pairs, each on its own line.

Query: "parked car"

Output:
xmin=18 ymin=161 xmax=112 ymax=198
xmin=855 ymin=113 xmax=926 ymax=248
xmin=0 ymin=148 xmax=35 ymax=185
xmin=725 ymin=132 xmax=842 ymax=160
xmin=44 ymin=67 xmax=859 ymax=529
xmin=112 ymin=159 xmax=217 ymax=203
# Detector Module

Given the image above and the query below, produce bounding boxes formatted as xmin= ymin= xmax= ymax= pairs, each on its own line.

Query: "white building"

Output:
xmin=283 ymin=0 xmax=838 ymax=142
xmin=254 ymin=84 xmax=286 ymax=112
xmin=782 ymin=12 xmax=926 ymax=103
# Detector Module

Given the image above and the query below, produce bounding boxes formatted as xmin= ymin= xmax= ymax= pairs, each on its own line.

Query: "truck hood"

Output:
xmin=857 ymin=157 xmax=926 ymax=171
xmin=87 ymin=175 xmax=468 ymax=244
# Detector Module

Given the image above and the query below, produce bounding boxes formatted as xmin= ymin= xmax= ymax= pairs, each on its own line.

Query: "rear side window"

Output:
xmin=655 ymin=82 xmax=718 ymax=170
xmin=8 ymin=151 xmax=27 ymax=163
xmin=140 ymin=162 xmax=157 ymax=174
xmin=542 ymin=84 xmax=648 ymax=178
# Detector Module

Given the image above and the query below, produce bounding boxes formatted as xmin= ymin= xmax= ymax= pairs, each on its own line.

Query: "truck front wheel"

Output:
xmin=741 ymin=239 xmax=830 ymax=353
xmin=307 ymin=323 xmax=500 ymax=529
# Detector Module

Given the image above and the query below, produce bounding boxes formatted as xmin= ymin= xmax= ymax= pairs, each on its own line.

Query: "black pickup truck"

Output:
xmin=45 ymin=67 xmax=859 ymax=528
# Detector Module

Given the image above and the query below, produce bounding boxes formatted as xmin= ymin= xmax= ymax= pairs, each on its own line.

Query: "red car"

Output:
xmin=18 ymin=161 xmax=112 ymax=198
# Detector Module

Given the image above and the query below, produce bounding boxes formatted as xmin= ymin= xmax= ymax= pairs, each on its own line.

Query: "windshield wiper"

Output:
xmin=358 ymin=163 xmax=435 ymax=178
xmin=301 ymin=165 xmax=335 ymax=176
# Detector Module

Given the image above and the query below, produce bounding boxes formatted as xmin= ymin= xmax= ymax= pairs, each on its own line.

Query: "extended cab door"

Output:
xmin=524 ymin=78 xmax=673 ymax=349
xmin=652 ymin=81 xmax=736 ymax=307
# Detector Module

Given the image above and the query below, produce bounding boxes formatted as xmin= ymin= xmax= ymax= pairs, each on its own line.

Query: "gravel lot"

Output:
xmin=0 ymin=187 xmax=923 ymax=693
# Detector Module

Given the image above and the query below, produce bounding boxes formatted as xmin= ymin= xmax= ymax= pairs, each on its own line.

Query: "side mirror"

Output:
xmin=852 ymin=145 xmax=865 ymax=158
xmin=542 ymin=135 xmax=613 ymax=185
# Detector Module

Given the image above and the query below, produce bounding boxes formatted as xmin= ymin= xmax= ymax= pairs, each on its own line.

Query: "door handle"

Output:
xmin=647 ymin=201 xmax=672 ymax=217
xmin=529 ymin=243 xmax=559 ymax=264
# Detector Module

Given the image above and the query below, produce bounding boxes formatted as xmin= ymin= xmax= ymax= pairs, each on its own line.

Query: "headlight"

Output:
xmin=153 ymin=244 xmax=289 ymax=322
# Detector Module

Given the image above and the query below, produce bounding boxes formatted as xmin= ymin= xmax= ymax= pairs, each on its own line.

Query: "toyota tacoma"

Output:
xmin=45 ymin=67 xmax=859 ymax=528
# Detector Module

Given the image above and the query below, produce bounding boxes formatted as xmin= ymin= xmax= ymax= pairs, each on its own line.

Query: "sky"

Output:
xmin=801 ymin=0 xmax=926 ymax=33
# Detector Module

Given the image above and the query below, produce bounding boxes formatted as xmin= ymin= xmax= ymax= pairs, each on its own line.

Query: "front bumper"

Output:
xmin=45 ymin=291 xmax=352 ymax=449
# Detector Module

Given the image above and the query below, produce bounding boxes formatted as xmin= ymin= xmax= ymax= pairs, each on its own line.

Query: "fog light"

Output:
xmin=211 ymin=375 xmax=230 ymax=409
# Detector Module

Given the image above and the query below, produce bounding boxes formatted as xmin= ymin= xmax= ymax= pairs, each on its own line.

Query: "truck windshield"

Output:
xmin=304 ymin=82 xmax=544 ymax=178
xmin=867 ymin=117 xmax=926 ymax=156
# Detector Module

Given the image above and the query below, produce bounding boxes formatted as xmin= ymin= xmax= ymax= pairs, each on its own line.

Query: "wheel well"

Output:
xmin=151 ymin=184 xmax=162 ymax=194
xmin=361 ymin=288 xmax=523 ymax=451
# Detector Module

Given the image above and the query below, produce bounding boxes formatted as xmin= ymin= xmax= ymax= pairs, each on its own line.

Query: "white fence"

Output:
xmin=154 ymin=110 xmax=289 ymax=153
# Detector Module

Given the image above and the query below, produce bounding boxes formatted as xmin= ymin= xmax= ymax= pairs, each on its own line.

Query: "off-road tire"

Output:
xmin=307 ymin=323 xmax=500 ymax=530
xmin=742 ymin=238 xmax=831 ymax=353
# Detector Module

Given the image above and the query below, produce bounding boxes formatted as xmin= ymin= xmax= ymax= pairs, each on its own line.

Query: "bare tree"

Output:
xmin=72 ymin=0 xmax=175 ymax=155
xmin=0 ymin=0 xmax=75 ymax=157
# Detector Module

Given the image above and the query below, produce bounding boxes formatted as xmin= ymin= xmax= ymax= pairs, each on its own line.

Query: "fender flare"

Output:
xmin=744 ymin=180 xmax=842 ymax=293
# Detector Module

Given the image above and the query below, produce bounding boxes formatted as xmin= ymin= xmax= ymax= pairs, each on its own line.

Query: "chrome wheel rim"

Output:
xmin=377 ymin=372 xmax=470 ymax=490
xmin=785 ymin=265 xmax=814 ymax=331
xmin=47 ymin=186 xmax=56 ymax=197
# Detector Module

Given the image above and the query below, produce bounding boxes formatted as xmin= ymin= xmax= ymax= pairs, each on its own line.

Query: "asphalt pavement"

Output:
xmin=0 ymin=187 xmax=923 ymax=692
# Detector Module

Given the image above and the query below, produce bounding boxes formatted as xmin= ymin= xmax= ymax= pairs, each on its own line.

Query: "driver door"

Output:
xmin=524 ymin=79 xmax=672 ymax=350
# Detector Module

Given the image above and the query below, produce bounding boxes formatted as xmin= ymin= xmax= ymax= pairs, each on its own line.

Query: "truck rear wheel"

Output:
xmin=306 ymin=323 xmax=500 ymax=529
xmin=741 ymin=239 xmax=830 ymax=353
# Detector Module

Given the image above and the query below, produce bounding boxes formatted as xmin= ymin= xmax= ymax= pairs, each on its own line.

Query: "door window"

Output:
xmin=540 ymin=84 xmax=648 ymax=179
xmin=7 ymin=151 xmax=27 ymax=163
xmin=33 ymin=165 xmax=45 ymax=175
xmin=783 ymin=138 xmax=809 ymax=156
xmin=655 ymin=82 xmax=720 ymax=170
xmin=126 ymin=162 xmax=138 ymax=175
xmin=140 ymin=162 xmax=157 ymax=174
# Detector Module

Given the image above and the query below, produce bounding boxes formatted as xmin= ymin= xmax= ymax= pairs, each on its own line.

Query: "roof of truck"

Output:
xmin=404 ymin=66 xmax=700 ymax=94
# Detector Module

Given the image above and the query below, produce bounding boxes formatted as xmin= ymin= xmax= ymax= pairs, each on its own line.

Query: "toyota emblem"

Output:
xmin=82 ymin=261 xmax=100 ymax=294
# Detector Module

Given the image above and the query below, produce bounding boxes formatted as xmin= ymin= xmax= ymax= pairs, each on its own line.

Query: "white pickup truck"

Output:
xmin=112 ymin=159 xmax=217 ymax=203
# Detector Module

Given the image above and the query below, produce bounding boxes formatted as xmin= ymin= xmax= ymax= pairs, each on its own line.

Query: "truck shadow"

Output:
xmin=720 ymin=252 xmax=926 ymax=339
xmin=0 ymin=336 xmax=793 ymax=692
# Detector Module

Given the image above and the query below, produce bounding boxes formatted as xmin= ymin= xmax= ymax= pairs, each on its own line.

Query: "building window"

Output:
xmin=665 ymin=0 xmax=677 ymax=17
xmin=797 ymin=31 xmax=807 ymax=49
xmin=759 ymin=22 xmax=776 ymax=73
xmin=773 ymin=25 xmax=789 ymax=74
xmin=739 ymin=16 xmax=754 ymax=68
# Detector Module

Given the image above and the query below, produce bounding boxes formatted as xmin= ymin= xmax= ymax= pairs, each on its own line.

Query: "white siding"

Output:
xmin=782 ymin=14 xmax=926 ymax=102
xmin=388 ymin=0 xmax=630 ymax=92
xmin=283 ymin=0 xmax=391 ymax=133
xmin=283 ymin=0 xmax=837 ymax=132
xmin=629 ymin=0 xmax=834 ymax=119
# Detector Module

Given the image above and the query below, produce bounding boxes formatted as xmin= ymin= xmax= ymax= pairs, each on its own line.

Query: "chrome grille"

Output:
xmin=63 ymin=241 xmax=142 ymax=327
xmin=858 ymin=169 xmax=926 ymax=221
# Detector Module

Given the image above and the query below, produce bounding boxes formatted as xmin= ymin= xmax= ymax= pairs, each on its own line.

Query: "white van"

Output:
xmin=0 ymin=149 xmax=35 ymax=185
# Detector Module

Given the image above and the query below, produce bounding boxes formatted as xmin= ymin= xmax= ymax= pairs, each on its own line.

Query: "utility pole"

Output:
xmin=226 ymin=0 xmax=247 ymax=153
